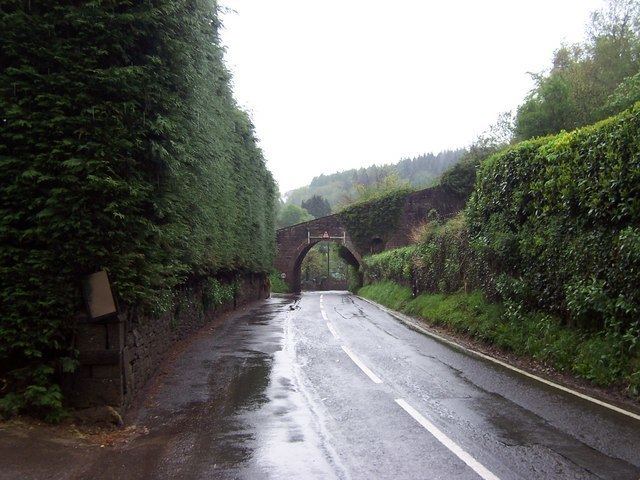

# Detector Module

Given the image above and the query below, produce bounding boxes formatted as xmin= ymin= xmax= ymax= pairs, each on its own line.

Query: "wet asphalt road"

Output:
xmin=82 ymin=292 xmax=640 ymax=479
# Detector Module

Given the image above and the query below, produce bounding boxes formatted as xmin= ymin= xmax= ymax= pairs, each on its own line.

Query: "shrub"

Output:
xmin=269 ymin=272 xmax=290 ymax=294
xmin=468 ymin=102 xmax=640 ymax=340
xmin=203 ymin=279 xmax=236 ymax=310
xmin=362 ymin=246 xmax=415 ymax=285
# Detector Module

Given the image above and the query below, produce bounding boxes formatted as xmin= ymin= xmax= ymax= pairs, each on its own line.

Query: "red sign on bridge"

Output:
xmin=307 ymin=230 xmax=346 ymax=244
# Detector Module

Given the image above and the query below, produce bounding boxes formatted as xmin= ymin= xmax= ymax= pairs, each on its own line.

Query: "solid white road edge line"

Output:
xmin=341 ymin=345 xmax=383 ymax=384
xmin=327 ymin=322 xmax=339 ymax=339
xmin=395 ymin=399 xmax=500 ymax=480
xmin=359 ymin=296 xmax=640 ymax=423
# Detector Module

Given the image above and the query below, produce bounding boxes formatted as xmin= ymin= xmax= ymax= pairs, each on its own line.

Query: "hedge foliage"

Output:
xmin=468 ymin=102 xmax=640 ymax=335
xmin=361 ymin=103 xmax=640 ymax=395
xmin=269 ymin=272 xmax=290 ymax=294
xmin=363 ymin=246 xmax=415 ymax=284
xmin=411 ymin=214 xmax=486 ymax=294
xmin=0 ymin=1 xmax=275 ymax=418
xmin=362 ymin=214 xmax=487 ymax=294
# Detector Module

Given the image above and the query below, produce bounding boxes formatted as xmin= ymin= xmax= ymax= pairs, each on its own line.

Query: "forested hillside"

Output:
xmin=285 ymin=150 xmax=465 ymax=209
xmin=0 ymin=1 xmax=275 ymax=418
xmin=514 ymin=0 xmax=640 ymax=139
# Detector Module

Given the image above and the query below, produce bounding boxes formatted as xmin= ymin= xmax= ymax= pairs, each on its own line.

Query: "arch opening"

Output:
xmin=370 ymin=237 xmax=384 ymax=254
xmin=291 ymin=240 xmax=361 ymax=293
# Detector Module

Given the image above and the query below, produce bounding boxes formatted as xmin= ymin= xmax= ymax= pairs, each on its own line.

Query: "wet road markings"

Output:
xmin=395 ymin=398 xmax=500 ymax=480
xmin=341 ymin=345 xmax=383 ymax=384
xmin=361 ymin=297 xmax=640 ymax=423
xmin=327 ymin=322 xmax=339 ymax=339
xmin=321 ymin=301 xmax=340 ymax=338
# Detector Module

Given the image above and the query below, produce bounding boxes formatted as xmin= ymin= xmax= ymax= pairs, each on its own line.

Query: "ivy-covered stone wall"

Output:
xmin=0 ymin=1 xmax=275 ymax=419
xmin=65 ymin=273 xmax=269 ymax=410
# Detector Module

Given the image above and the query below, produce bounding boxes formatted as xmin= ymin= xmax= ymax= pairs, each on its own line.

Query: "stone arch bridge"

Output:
xmin=275 ymin=186 xmax=465 ymax=292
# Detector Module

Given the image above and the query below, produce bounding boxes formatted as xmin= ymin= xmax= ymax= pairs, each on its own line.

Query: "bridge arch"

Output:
xmin=274 ymin=186 xmax=466 ymax=293
xmin=290 ymin=237 xmax=361 ymax=292
xmin=275 ymin=214 xmax=361 ymax=293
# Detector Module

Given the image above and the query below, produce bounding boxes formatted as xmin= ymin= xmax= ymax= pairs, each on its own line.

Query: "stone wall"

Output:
xmin=385 ymin=186 xmax=466 ymax=249
xmin=66 ymin=273 xmax=269 ymax=410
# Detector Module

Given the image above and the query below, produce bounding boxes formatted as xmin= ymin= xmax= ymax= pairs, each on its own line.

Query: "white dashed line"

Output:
xmin=395 ymin=399 xmax=500 ymax=480
xmin=321 ymin=309 xmax=328 ymax=321
xmin=341 ymin=345 xmax=383 ymax=384
xmin=360 ymin=296 xmax=640 ymax=423
xmin=327 ymin=322 xmax=339 ymax=339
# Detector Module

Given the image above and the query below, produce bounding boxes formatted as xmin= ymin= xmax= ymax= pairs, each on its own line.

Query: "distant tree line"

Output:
xmin=301 ymin=195 xmax=331 ymax=218
xmin=276 ymin=203 xmax=313 ymax=228
xmin=284 ymin=150 xmax=465 ymax=209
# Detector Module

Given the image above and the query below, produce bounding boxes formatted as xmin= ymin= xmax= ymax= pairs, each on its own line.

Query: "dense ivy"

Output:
xmin=361 ymin=214 xmax=487 ymax=294
xmin=338 ymin=188 xmax=412 ymax=253
xmin=0 ymin=1 xmax=275 ymax=418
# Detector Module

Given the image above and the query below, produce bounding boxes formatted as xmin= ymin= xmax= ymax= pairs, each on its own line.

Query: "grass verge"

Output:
xmin=269 ymin=272 xmax=289 ymax=294
xmin=358 ymin=281 xmax=640 ymax=398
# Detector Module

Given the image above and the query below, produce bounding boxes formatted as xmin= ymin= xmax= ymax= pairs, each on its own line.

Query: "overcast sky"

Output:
xmin=219 ymin=1 xmax=604 ymax=193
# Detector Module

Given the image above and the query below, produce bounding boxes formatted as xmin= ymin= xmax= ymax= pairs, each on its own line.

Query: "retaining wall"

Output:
xmin=65 ymin=273 xmax=269 ymax=410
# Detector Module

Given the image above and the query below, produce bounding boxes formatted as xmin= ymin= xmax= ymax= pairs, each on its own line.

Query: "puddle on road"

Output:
xmin=239 ymin=303 xmax=345 ymax=479
xmin=140 ymin=296 xmax=345 ymax=479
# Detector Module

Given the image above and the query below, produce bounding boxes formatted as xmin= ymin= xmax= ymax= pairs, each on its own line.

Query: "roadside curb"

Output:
xmin=356 ymin=295 xmax=640 ymax=423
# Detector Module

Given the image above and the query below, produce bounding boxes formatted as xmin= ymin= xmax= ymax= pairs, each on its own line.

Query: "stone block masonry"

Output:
xmin=65 ymin=273 xmax=269 ymax=411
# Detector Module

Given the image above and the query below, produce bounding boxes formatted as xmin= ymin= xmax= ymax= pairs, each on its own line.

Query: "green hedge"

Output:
xmin=0 ymin=1 xmax=275 ymax=419
xmin=269 ymin=272 xmax=290 ymax=294
xmin=362 ymin=214 xmax=488 ymax=294
xmin=363 ymin=246 xmax=415 ymax=284
xmin=411 ymin=214 xmax=487 ymax=294
xmin=360 ymin=104 xmax=640 ymax=396
xmin=468 ymin=102 xmax=640 ymax=336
